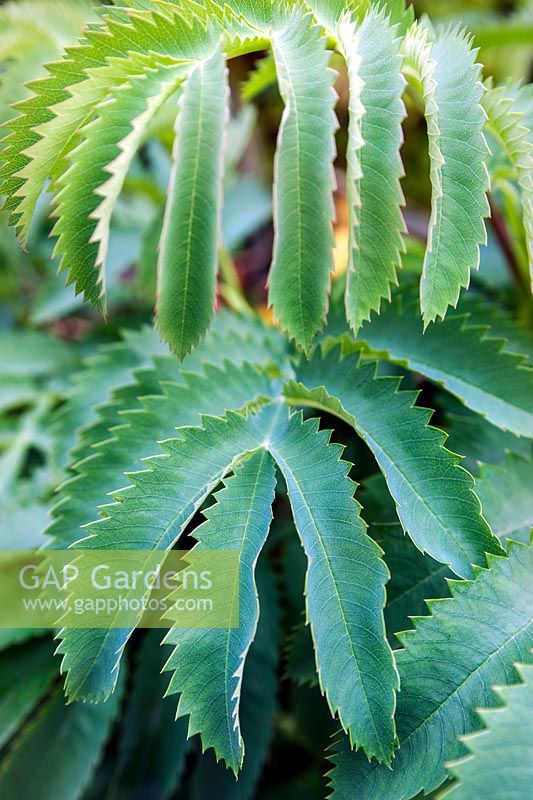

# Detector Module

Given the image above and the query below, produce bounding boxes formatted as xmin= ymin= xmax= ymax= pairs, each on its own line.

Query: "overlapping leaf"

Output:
xmin=444 ymin=656 xmax=533 ymax=799
xmin=359 ymin=292 xmax=533 ymax=437
xmin=328 ymin=541 xmax=533 ymax=800
xmin=286 ymin=346 xmax=501 ymax=578
xmin=164 ymin=450 xmax=277 ymax=772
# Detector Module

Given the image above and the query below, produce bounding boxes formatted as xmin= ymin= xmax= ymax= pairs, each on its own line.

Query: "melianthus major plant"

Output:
xmin=0 ymin=0 xmax=532 ymax=799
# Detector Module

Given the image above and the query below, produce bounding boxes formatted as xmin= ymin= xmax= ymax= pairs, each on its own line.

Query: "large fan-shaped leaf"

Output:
xmin=285 ymin=346 xmax=501 ymax=578
xmin=157 ymin=44 xmax=229 ymax=357
xmin=268 ymin=8 xmax=337 ymax=349
xmin=57 ymin=402 xmax=397 ymax=765
xmin=328 ymin=541 xmax=533 ymax=800
xmin=164 ymin=449 xmax=277 ymax=772
xmin=403 ymin=23 xmax=489 ymax=322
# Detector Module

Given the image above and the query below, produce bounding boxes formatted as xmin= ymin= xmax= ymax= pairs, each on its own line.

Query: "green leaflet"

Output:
xmin=338 ymin=10 xmax=406 ymax=332
xmin=328 ymin=541 xmax=533 ymax=800
xmin=286 ymin=347 xmax=501 ymax=578
xmin=359 ymin=292 xmax=533 ymax=438
xmin=55 ymin=411 xmax=265 ymax=703
xmin=109 ymin=631 xmax=189 ymax=800
xmin=476 ymin=452 xmax=533 ymax=542
xmin=50 ymin=327 xmax=165 ymax=480
xmin=268 ymin=9 xmax=337 ymax=350
xmin=164 ymin=450 xmax=277 ymax=772
xmin=157 ymin=45 xmax=229 ymax=357
xmin=444 ymin=657 xmax=533 ymax=800
xmin=57 ymin=403 xmax=397 ymax=766
xmin=359 ymin=474 xmax=452 ymax=645
xmin=190 ymin=557 xmax=280 ymax=800
xmin=52 ymin=55 xmax=190 ymax=308
xmin=0 ymin=639 xmax=57 ymax=750
xmin=48 ymin=356 xmax=277 ymax=549
xmin=403 ymin=23 xmax=489 ymax=323
xmin=0 ymin=681 xmax=123 ymax=800
xmin=0 ymin=2 xmax=218 ymax=238
xmin=264 ymin=408 xmax=398 ymax=763
xmin=483 ymin=82 xmax=533 ymax=287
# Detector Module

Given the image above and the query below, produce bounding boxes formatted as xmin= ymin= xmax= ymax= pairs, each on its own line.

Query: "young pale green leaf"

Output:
xmin=476 ymin=452 xmax=533 ymax=542
xmin=110 ymin=631 xmax=189 ymax=800
xmin=52 ymin=55 xmax=190 ymax=308
xmin=328 ymin=541 xmax=533 ymax=800
xmin=443 ymin=657 xmax=533 ymax=800
xmin=337 ymin=10 xmax=406 ymax=331
xmin=157 ymin=45 xmax=229 ymax=357
xmin=359 ymin=292 xmax=533 ymax=438
xmin=483 ymin=82 xmax=533 ymax=287
xmin=164 ymin=449 xmax=277 ymax=772
xmin=190 ymin=557 xmax=280 ymax=800
xmin=286 ymin=347 xmax=501 ymax=578
xmin=0 ymin=682 xmax=122 ymax=800
xmin=0 ymin=639 xmax=57 ymax=750
xmin=264 ymin=408 xmax=398 ymax=764
xmin=268 ymin=9 xmax=337 ymax=349
xmin=403 ymin=23 xmax=489 ymax=323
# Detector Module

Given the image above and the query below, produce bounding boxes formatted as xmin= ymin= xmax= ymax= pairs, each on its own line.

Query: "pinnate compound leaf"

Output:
xmin=164 ymin=449 xmax=277 ymax=772
xmin=359 ymin=291 xmax=533 ymax=438
xmin=157 ymin=45 xmax=229 ymax=357
xmin=57 ymin=403 xmax=397 ymax=764
xmin=443 ymin=657 xmax=533 ymax=800
xmin=328 ymin=541 xmax=533 ymax=800
xmin=0 ymin=2 xmax=217 ymax=239
xmin=403 ymin=23 xmax=490 ymax=323
xmin=338 ymin=10 xmax=406 ymax=332
xmin=55 ymin=410 xmax=266 ymax=703
xmin=268 ymin=8 xmax=337 ymax=350
xmin=286 ymin=347 xmax=501 ymax=578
